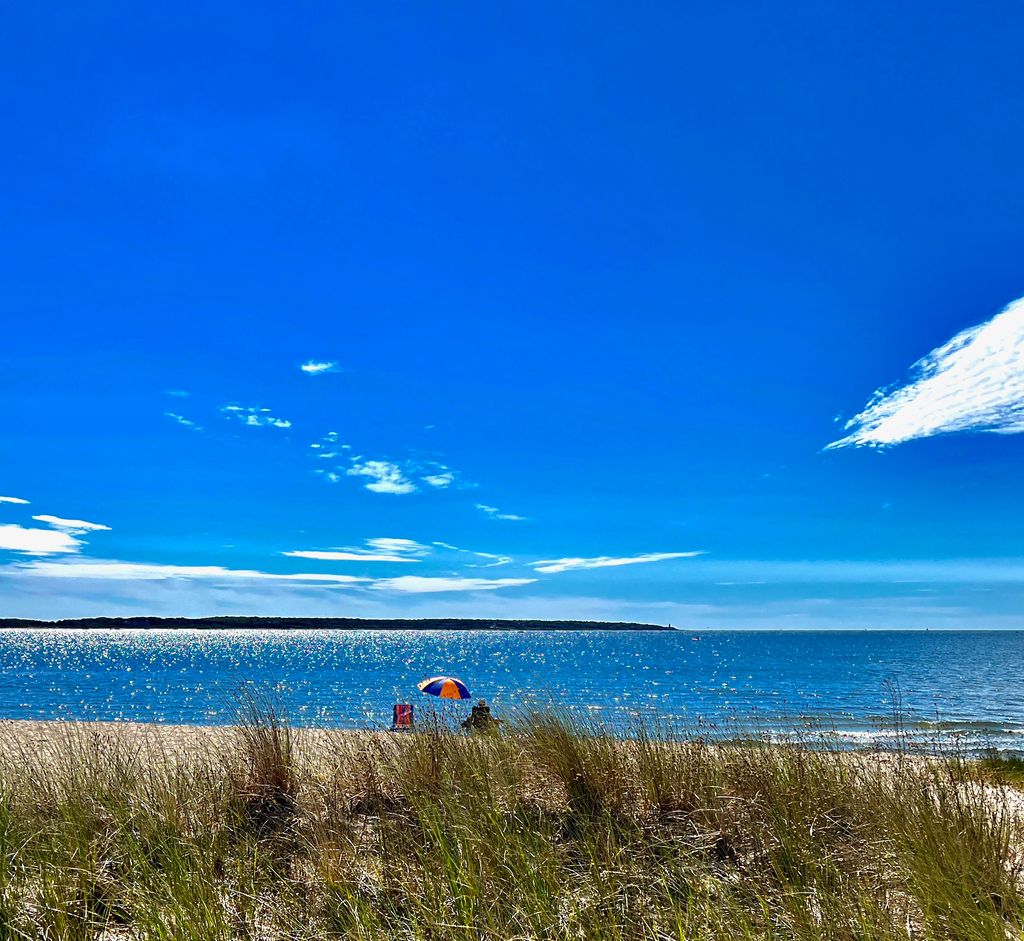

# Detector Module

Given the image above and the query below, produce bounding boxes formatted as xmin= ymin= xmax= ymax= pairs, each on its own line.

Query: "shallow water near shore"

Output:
xmin=0 ymin=628 xmax=1021 ymax=751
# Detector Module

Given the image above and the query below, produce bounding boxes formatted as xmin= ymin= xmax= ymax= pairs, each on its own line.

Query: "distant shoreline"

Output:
xmin=0 ymin=616 xmax=674 ymax=632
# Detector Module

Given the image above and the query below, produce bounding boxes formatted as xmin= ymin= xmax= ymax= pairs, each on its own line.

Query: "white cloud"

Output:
xmin=533 ymin=551 xmax=704 ymax=574
xmin=476 ymin=503 xmax=526 ymax=521
xmin=165 ymin=412 xmax=203 ymax=431
xmin=2 ymin=555 xmax=530 ymax=594
xmin=366 ymin=538 xmax=428 ymax=555
xmin=11 ymin=558 xmax=368 ymax=584
xmin=33 ymin=515 xmax=111 ymax=534
xmin=372 ymin=575 xmax=536 ymax=594
xmin=300 ymin=360 xmax=340 ymax=375
xmin=827 ymin=295 xmax=1024 ymax=449
xmin=347 ymin=460 xmax=416 ymax=494
xmin=309 ymin=432 xmax=346 ymax=460
xmin=283 ymin=537 xmax=429 ymax=563
xmin=471 ymin=554 xmax=513 ymax=568
xmin=421 ymin=469 xmax=454 ymax=488
xmin=432 ymin=541 xmax=512 ymax=567
xmin=0 ymin=525 xmax=82 ymax=556
xmin=284 ymin=550 xmax=418 ymax=563
xmin=221 ymin=405 xmax=292 ymax=429
xmin=0 ymin=496 xmax=29 ymax=505
xmin=311 ymin=434 xmax=461 ymax=496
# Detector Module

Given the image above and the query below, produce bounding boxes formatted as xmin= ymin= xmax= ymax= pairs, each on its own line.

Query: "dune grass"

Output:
xmin=978 ymin=748 xmax=1024 ymax=788
xmin=0 ymin=709 xmax=1020 ymax=939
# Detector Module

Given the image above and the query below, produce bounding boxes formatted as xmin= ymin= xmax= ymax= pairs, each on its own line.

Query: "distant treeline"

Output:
xmin=0 ymin=616 xmax=672 ymax=631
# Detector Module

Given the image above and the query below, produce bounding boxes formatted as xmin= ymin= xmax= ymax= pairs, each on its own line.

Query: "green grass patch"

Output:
xmin=978 ymin=747 xmax=1024 ymax=786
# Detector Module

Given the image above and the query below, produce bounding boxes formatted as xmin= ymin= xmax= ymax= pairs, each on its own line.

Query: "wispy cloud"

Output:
xmin=310 ymin=433 xmax=463 ymax=497
xmin=309 ymin=431 xmax=348 ymax=465
xmin=346 ymin=460 xmax=416 ymax=494
xmin=300 ymin=360 xmax=340 ymax=375
xmin=1 ymin=555 xmax=534 ymax=595
xmin=372 ymin=575 xmax=536 ymax=594
xmin=367 ymin=538 xmax=429 ymax=555
xmin=11 ymin=558 xmax=369 ymax=584
xmin=0 ymin=496 xmax=30 ymax=505
xmin=164 ymin=389 xmax=190 ymax=397
xmin=470 ymin=554 xmax=513 ymax=568
xmin=432 ymin=541 xmax=512 ymax=567
xmin=222 ymin=405 xmax=292 ymax=429
xmin=283 ymin=537 xmax=429 ymax=563
xmin=476 ymin=503 xmax=526 ymax=521
xmin=33 ymin=515 xmax=111 ymax=534
xmin=165 ymin=412 xmax=203 ymax=432
xmin=420 ymin=467 xmax=454 ymax=488
xmin=533 ymin=551 xmax=704 ymax=574
xmin=285 ymin=550 xmax=418 ymax=563
xmin=0 ymin=525 xmax=83 ymax=556
xmin=828 ymin=295 xmax=1024 ymax=449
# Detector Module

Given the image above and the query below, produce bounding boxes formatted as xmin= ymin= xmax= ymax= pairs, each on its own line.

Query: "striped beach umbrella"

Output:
xmin=417 ymin=676 xmax=471 ymax=700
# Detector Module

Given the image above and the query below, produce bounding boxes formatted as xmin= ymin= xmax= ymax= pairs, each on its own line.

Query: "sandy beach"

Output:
xmin=0 ymin=717 xmax=383 ymax=773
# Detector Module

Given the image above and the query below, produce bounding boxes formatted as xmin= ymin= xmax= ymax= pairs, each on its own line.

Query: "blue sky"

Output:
xmin=2 ymin=3 xmax=1024 ymax=627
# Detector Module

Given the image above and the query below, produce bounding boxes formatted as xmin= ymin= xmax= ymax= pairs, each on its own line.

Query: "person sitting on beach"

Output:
xmin=462 ymin=699 xmax=502 ymax=733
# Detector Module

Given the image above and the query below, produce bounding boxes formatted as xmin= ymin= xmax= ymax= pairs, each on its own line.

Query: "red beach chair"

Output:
xmin=391 ymin=703 xmax=414 ymax=731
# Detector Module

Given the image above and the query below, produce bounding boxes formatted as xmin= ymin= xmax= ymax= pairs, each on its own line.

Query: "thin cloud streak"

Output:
xmin=372 ymin=575 xmax=536 ymax=593
xmin=11 ymin=559 xmax=368 ymax=584
xmin=476 ymin=503 xmax=526 ymax=521
xmin=366 ymin=538 xmax=429 ymax=556
xmin=284 ymin=550 xmax=420 ymax=563
xmin=33 ymin=515 xmax=111 ymax=533
xmin=0 ymin=496 xmax=30 ymax=505
xmin=165 ymin=412 xmax=203 ymax=431
xmin=283 ymin=537 xmax=428 ymax=563
xmin=432 ymin=542 xmax=512 ymax=568
xmin=828 ymin=295 xmax=1024 ymax=449
xmin=300 ymin=360 xmax=340 ymax=375
xmin=533 ymin=551 xmax=704 ymax=574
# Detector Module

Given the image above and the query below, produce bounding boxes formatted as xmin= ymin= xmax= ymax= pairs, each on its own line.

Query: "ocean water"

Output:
xmin=0 ymin=628 xmax=1021 ymax=752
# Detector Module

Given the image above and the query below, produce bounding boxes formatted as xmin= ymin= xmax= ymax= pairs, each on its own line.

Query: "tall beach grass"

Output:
xmin=0 ymin=707 xmax=1020 ymax=939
